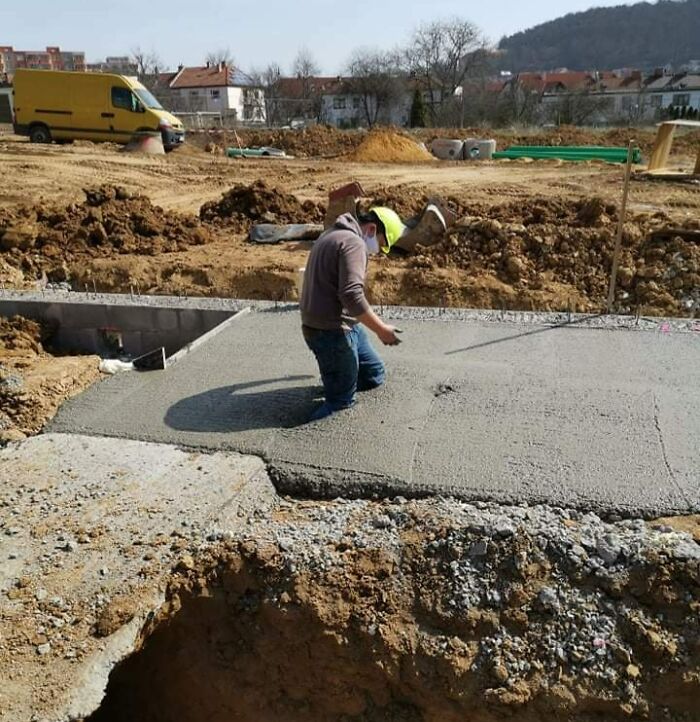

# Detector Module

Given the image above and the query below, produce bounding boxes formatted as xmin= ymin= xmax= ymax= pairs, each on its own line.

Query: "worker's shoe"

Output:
xmin=309 ymin=400 xmax=356 ymax=421
xmin=393 ymin=204 xmax=447 ymax=253
xmin=309 ymin=402 xmax=335 ymax=421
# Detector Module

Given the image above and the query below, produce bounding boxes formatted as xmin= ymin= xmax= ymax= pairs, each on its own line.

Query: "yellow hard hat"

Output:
xmin=369 ymin=206 xmax=406 ymax=250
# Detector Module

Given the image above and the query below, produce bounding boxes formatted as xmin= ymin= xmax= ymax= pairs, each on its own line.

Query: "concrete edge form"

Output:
xmin=1 ymin=289 xmax=697 ymax=334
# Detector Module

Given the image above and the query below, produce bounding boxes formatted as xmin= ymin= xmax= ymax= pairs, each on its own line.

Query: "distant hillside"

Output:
xmin=498 ymin=0 xmax=700 ymax=71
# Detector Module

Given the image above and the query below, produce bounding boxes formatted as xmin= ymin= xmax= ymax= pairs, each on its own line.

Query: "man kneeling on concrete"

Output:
xmin=301 ymin=210 xmax=402 ymax=421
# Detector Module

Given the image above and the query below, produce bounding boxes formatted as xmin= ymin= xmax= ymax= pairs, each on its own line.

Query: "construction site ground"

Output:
xmin=1 ymin=126 xmax=699 ymax=721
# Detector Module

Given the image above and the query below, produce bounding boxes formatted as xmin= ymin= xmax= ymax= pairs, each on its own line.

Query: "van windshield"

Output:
xmin=134 ymin=88 xmax=164 ymax=110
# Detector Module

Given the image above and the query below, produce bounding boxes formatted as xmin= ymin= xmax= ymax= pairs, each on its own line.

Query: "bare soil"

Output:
xmin=0 ymin=315 xmax=99 ymax=442
xmin=0 ymin=131 xmax=698 ymax=316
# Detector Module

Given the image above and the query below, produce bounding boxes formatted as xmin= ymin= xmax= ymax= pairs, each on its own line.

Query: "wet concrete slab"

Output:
xmin=50 ymin=308 xmax=700 ymax=518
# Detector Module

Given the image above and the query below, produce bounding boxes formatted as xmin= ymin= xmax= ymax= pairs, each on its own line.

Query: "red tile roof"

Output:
xmin=170 ymin=64 xmax=249 ymax=89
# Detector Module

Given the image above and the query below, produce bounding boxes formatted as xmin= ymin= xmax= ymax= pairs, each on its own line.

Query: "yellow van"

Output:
xmin=12 ymin=68 xmax=185 ymax=150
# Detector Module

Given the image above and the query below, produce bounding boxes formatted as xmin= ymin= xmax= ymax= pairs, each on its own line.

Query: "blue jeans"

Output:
xmin=303 ymin=325 xmax=385 ymax=418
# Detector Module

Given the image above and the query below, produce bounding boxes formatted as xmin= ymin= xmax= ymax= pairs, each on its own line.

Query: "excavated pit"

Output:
xmin=85 ymin=498 xmax=700 ymax=722
xmin=0 ymin=291 xmax=247 ymax=359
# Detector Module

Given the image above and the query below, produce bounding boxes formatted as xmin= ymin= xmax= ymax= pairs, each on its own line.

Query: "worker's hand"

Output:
xmin=377 ymin=324 xmax=402 ymax=346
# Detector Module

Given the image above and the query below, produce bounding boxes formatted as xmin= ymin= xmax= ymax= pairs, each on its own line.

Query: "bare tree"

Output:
xmin=130 ymin=46 xmax=162 ymax=84
xmin=292 ymin=47 xmax=320 ymax=83
xmin=496 ymin=76 xmax=542 ymax=125
xmin=406 ymin=18 xmax=488 ymax=122
xmin=248 ymin=63 xmax=284 ymax=125
xmin=345 ymin=49 xmax=404 ymax=127
xmin=205 ymin=48 xmax=234 ymax=67
xmin=550 ymin=90 xmax=611 ymax=125
xmin=290 ymin=48 xmax=323 ymax=121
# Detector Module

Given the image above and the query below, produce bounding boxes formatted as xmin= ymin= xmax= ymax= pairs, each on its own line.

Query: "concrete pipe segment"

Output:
xmin=430 ymin=138 xmax=464 ymax=160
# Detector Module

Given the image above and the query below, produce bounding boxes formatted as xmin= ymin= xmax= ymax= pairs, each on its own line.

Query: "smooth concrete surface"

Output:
xmin=50 ymin=308 xmax=700 ymax=517
xmin=0 ymin=433 xmax=276 ymax=722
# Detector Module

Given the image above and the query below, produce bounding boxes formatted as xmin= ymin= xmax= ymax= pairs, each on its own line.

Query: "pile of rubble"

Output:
xmin=88 ymin=497 xmax=700 ymax=721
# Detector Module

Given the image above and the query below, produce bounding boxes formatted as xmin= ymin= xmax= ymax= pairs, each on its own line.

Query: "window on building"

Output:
xmin=673 ymin=93 xmax=690 ymax=106
xmin=190 ymin=90 xmax=199 ymax=96
xmin=650 ymin=95 xmax=663 ymax=108
xmin=111 ymin=86 xmax=138 ymax=112
xmin=211 ymin=89 xmax=220 ymax=98
xmin=352 ymin=96 xmax=361 ymax=110
xmin=621 ymin=96 xmax=635 ymax=111
xmin=333 ymin=97 xmax=346 ymax=110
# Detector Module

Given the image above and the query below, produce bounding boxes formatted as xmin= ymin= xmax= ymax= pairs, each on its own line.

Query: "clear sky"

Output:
xmin=3 ymin=0 xmax=640 ymax=74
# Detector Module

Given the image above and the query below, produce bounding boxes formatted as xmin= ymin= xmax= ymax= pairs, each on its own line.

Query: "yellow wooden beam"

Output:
xmin=647 ymin=122 xmax=676 ymax=172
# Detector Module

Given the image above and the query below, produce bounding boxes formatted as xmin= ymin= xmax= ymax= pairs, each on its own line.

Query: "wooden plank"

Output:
xmin=648 ymin=123 xmax=676 ymax=172
xmin=656 ymin=119 xmax=700 ymax=128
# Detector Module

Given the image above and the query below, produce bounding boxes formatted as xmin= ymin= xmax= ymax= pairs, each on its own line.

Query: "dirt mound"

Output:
xmin=410 ymin=197 xmax=699 ymax=315
xmin=0 ymin=315 xmax=99 ymax=442
xmin=199 ymin=180 xmax=324 ymax=230
xmin=0 ymin=185 xmax=216 ymax=281
xmin=363 ymin=182 xmax=468 ymax=221
xmin=0 ymin=315 xmax=46 ymax=356
xmin=344 ymin=129 xmax=434 ymax=163
xmin=188 ymin=126 xmax=363 ymax=158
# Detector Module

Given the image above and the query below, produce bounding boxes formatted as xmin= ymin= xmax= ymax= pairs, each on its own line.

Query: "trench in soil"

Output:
xmin=86 ymin=561 xmax=430 ymax=722
xmin=83 ymin=533 xmax=700 ymax=722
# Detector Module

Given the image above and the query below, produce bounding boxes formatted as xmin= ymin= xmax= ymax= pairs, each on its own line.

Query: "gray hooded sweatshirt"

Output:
xmin=300 ymin=213 xmax=370 ymax=330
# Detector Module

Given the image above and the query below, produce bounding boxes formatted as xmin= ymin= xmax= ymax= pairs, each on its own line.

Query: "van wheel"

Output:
xmin=29 ymin=125 xmax=52 ymax=143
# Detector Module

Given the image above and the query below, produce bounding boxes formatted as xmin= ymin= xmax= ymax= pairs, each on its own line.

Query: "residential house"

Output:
xmin=0 ymin=46 xmax=85 ymax=76
xmin=492 ymin=68 xmax=700 ymax=125
xmin=156 ymin=63 xmax=265 ymax=122
xmin=275 ymin=75 xmax=443 ymax=128
xmin=272 ymin=77 xmax=339 ymax=125
xmin=644 ymin=72 xmax=700 ymax=115
xmin=86 ymin=56 xmax=138 ymax=75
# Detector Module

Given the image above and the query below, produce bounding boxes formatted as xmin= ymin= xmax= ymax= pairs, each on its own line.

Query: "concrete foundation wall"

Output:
xmin=0 ymin=291 xmax=245 ymax=357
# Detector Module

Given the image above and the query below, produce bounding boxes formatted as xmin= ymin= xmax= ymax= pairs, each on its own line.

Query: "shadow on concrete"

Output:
xmin=164 ymin=375 xmax=318 ymax=432
xmin=445 ymin=314 xmax=606 ymax=355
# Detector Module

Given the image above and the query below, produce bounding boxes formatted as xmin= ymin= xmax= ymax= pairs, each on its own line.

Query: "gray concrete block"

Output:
xmin=147 ymin=309 xmax=177 ymax=331
xmin=55 ymin=329 xmax=102 ymax=354
xmin=103 ymin=306 xmax=157 ymax=332
xmin=57 ymin=303 xmax=110 ymax=330
xmin=120 ymin=331 xmax=144 ymax=355
xmin=0 ymin=301 xmax=20 ymax=318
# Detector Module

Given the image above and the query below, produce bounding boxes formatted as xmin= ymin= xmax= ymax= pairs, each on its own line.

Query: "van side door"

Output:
xmin=107 ymin=86 xmax=146 ymax=142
